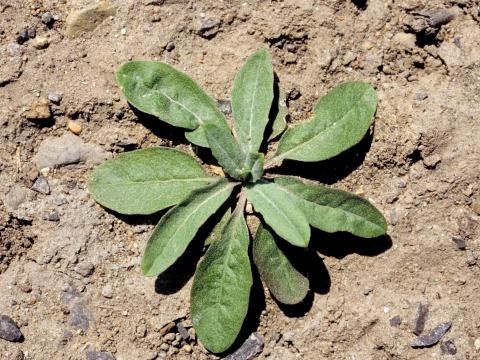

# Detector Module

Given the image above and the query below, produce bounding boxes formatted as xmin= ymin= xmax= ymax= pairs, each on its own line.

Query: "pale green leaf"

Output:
xmin=117 ymin=61 xmax=229 ymax=146
xmin=191 ymin=199 xmax=252 ymax=353
xmin=247 ymin=152 xmax=264 ymax=182
xmin=185 ymin=126 xmax=208 ymax=148
xmin=204 ymin=124 xmax=246 ymax=180
xmin=88 ymin=147 xmax=212 ymax=215
xmin=246 ymin=181 xmax=310 ymax=247
xmin=204 ymin=207 xmax=231 ymax=247
xmin=232 ymin=49 xmax=274 ymax=154
xmin=268 ymin=89 xmax=288 ymax=141
xmin=275 ymin=176 xmax=387 ymax=238
xmin=141 ymin=179 xmax=235 ymax=276
xmin=276 ymin=81 xmax=377 ymax=162
xmin=253 ymin=224 xmax=309 ymax=304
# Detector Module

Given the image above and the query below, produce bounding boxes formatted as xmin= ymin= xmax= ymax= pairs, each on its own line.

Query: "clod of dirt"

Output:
xmin=33 ymin=133 xmax=110 ymax=169
xmin=3 ymin=186 xmax=30 ymax=211
xmin=404 ymin=10 xmax=455 ymax=35
xmin=411 ymin=302 xmax=428 ymax=335
xmin=465 ymin=250 xmax=476 ymax=266
xmin=0 ymin=314 xmax=23 ymax=342
xmin=66 ymin=1 xmax=117 ymax=38
xmin=26 ymin=97 xmax=51 ymax=120
xmin=31 ymin=37 xmax=49 ymax=50
xmin=440 ymin=340 xmax=457 ymax=355
xmin=74 ymin=261 xmax=95 ymax=277
xmin=67 ymin=120 xmax=82 ymax=135
xmin=422 ymin=154 xmax=441 ymax=169
xmin=101 ymin=284 xmax=113 ymax=298
xmin=410 ymin=322 xmax=451 ymax=348
xmin=31 ymin=175 xmax=50 ymax=195
xmin=225 ymin=332 xmax=264 ymax=360
xmin=86 ymin=350 xmax=116 ymax=360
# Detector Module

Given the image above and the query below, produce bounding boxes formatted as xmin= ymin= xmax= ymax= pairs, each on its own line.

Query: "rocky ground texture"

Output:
xmin=1 ymin=0 xmax=480 ymax=359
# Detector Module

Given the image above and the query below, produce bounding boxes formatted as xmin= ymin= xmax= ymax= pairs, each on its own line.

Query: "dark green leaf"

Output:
xmin=88 ymin=147 xmax=212 ymax=215
xmin=268 ymin=90 xmax=288 ymax=141
xmin=117 ymin=61 xmax=229 ymax=147
xmin=246 ymin=181 xmax=310 ymax=247
xmin=275 ymin=82 xmax=377 ymax=162
xmin=253 ymin=224 xmax=309 ymax=304
xmin=204 ymin=207 xmax=231 ymax=247
xmin=275 ymin=176 xmax=387 ymax=238
xmin=232 ymin=49 xmax=274 ymax=154
xmin=191 ymin=199 xmax=252 ymax=353
xmin=141 ymin=179 xmax=235 ymax=276
xmin=247 ymin=152 xmax=264 ymax=182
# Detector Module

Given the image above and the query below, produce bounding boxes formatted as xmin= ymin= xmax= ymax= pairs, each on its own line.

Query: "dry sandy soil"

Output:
xmin=1 ymin=0 xmax=480 ymax=359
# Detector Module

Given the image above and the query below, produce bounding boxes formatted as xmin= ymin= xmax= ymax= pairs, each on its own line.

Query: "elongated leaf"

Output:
xmin=191 ymin=201 xmax=252 ymax=353
xmin=275 ymin=176 xmax=387 ymax=238
xmin=89 ymin=148 xmax=212 ymax=215
xmin=141 ymin=179 xmax=235 ymax=276
xmin=204 ymin=207 xmax=231 ymax=247
xmin=204 ymin=124 xmax=245 ymax=180
xmin=246 ymin=181 xmax=310 ymax=247
xmin=232 ymin=49 xmax=274 ymax=154
xmin=117 ymin=61 xmax=229 ymax=147
xmin=254 ymin=224 xmax=309 ymax=304
xmin=276 ymin=82 xmax=377 ymax=162
xmin=268 ymin=90 xmax=288 ymax=141
xmin=247 ymin=152 xmax=264 ymax=182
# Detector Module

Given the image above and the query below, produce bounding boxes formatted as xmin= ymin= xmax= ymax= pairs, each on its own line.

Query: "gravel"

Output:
xmin=411 ymin=302 xmax=429 ymax=335
xmin=410 ymin=322 xmax=452 ymax=348
xmin=0 ymin=314 xmax=23 ymax=342
xmin=31 ymin=175 xmax=50 ymax=194
xmin=225 ymin=332 xmax=264 ymax=360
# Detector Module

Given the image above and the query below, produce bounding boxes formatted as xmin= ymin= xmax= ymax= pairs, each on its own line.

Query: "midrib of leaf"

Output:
xmin=270 ymin=90 xmax=368 ymax=164
xmin=250 ymin=186 xmax=303 ymax=242
xmin=164 ymin=182 xmax=233 ymax=251
xmin=210 ymin=137 xmax=242 ymax=176
xmin=137 ymin=79 xmax=206 ymax=126
xmin=245 ymin=69 xmax=260 ymax=151
xmin=98 ymin=178 xmax=213 ymax=186
xmin=276 ymin=182 xmax=384 ymax=231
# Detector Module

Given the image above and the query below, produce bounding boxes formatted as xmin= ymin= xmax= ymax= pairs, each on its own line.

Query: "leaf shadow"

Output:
xmin=262 ymin=72 xmax=285 ymax=147
xmin=311 ymin=229 xmax=392 ymax=259
xmin=272 ymin=129 xmax=374 ymax=185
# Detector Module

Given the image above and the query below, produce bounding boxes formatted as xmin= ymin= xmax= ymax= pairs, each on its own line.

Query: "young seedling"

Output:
xmin=89 ymin=49 xmax=387 ymax=353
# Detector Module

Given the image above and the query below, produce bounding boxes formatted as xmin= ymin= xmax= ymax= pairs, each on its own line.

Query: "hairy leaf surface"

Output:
xmin=117 ymin=61 xmax=229 ymax=147
xmin=204 ymin=207 xmax=231 ymax=247
xmin=268 ymin=90 xmax=288 ymax=141
xmin=191 ymin=202 xmax=252 ymax=353
xmin=275 ymin=176 xmax=387 ymax=238
xmin=253 ymin=224 xmax=309 ymax=304
xmin=232 ymin=49 xmax=274 ymax=154
xmin=89 ymin=148 xmax=212 ymax=215
xmin=246 ymin=182 xmax=310 ymax=247
xmin=276 ymin=82 xmax=377 ymax=162
xmin=141 ymin=179 xmax=235 ymax=276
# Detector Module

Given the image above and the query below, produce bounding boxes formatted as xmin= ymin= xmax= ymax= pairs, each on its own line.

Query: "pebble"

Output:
xmin=440 ymin=340 xmax=457 ymax=355
xmin=471 ymin=195 xmax=480 ymax=215
xmin=31 ymin=37 xmax=49 ymax=49
xmin=474 ymin=337 xmax=480 ymax=350
xmin=114 ymin=110 xmax=124 ymax=119
xmin=66 ymin=2 xmax=117 ymax=38
xmin=86 ymin=350 xmax=116 ymax=360
xmin=101 ymin=284 xmax=113 ymax=298
xmin=26 ymin=97 xmax=51 ymax=120
xmin=415 ymin=92 xmax=428 ymax=101
xmin=217 ymin=99 xmax=232 ymax=115
xmin=410 ymin=322 xmax=451 ymax=348
xmin=465 ymin=249 xmax=476 ymax=266
xmin=48 ymin=211 xmax=60 ymax=222
xmin=47 ymin=92 xmax=62 ymax=104
xmin=31 ymin=175 xmax=50 ymax=194
xmin=198 ymin=18 xmax=221 ymax=38
xmin=225 ymin=332 xmax=264 ymax=360
xmin=389 ymin=315 xmax=402 ymax=327
xmin=362 ymin=288 xmax=373 ymax=296
xmin=17 ymin=278 xmax=32 ymax=293
xmin=67 ymin=120 xmax=82 ymax=135
xmin=164 ymin=332 xmax=175 ymax=342
xmin=423 ymin=154 xmax=441 ymax=169
xmin=176 ymin=322 xmax=189 ymax=340
xmin=166 ymin=41 xmax=175 ymax=51
xmin=16 ymin=27 xmax=36 ymax=44
xmin=41 ymin=12 xmax=55 ymax=26
xmin=0 ymin=315 xmax=23 ymax=342
xmin=452 ymin=236 xmax=466 ymax=250
xmin=74 ymin=261 xmax=95 ymax=277
xmin=182 ymin=344 xmax=192 ymax=353
xmin=411 ymin=302 xmax=429 ymax=335
xmin=159 ymin=321 xmax=176 ymax=336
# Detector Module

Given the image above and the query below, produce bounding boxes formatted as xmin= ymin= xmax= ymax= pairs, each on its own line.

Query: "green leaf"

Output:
xmin=117 ymin=61 xmax=229 ymax=146
xmin=204 ymin=124 xmax=246 ymax=180
xmin=191 ymin=198 xmax=252 ymax=353
xmin=246 ymin=181 xmax=310 ymax=247
xmin=275 ymin=176 xmax=387 ymax=238
xmin=184 ymin=126 xmax=209 ymax=148
xmin=268 ymin=89 xmax=288 ymax=141
xmin=141 ymin=179 xmax=235 ymax=276
xmin=88 ymin=148 xmax=212 ymax=215
xmin=232 ymin=48 xmax=274 ymax=154
xmin=204 ymin=207 xmax=231 ymax=247
xmin=276 ymin=81 xmax=377 ymax=162
xmin=253 ymin=224 xmax=309 ymax=304
xmin=246 ymin=152 xmax=264 ymax=182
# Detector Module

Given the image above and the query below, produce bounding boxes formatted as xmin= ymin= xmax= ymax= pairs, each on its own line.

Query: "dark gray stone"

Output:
xmin=48 ymin=211 xmax=60 ymax=222
xmin=86 ymin=350 xmax=116 ymax=360
xmin=41 ymin=12 xmax=54 ymax=25
xmin=389 ymin=315 xmax=402 ymax=327
xmin=70 ymin=301 xmax=90 ymax=331
xmin=198 ymin=18 xmax=221 ymax=38
xmin=225 ymin=332 xmax=264 ymax=360
xmin=410 ymin=322 xmax=451 ymax=348
xmin=217 ymin=99 xmax=232 ymax=115
xmin=411 ymin=302 xmax=429 ymax=335
xmin=0 ymin=314 xmax=23 ymax=342
xmin=31 ymin=175 xmax=50 ymax=194
xmin=452 ymin=236 xmax=466 ymax=250
xmin=440 ymin=340 xmax=457 ymax=355
xmin=176 ymin=322 xmax=189 ymax=340
xmin=166 ymin=41 xmax=175 ymax=51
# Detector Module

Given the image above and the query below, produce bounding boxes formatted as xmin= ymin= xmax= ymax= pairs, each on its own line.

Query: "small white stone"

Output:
xmin=120 ymin=28 xmax=127 ymax=35
xmin=474 ymin=338 xmax=480 ymax=350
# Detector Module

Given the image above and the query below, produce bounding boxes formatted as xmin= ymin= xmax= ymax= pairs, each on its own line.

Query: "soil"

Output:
xmin=1 ymin=0 xmax=480 ymax=359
